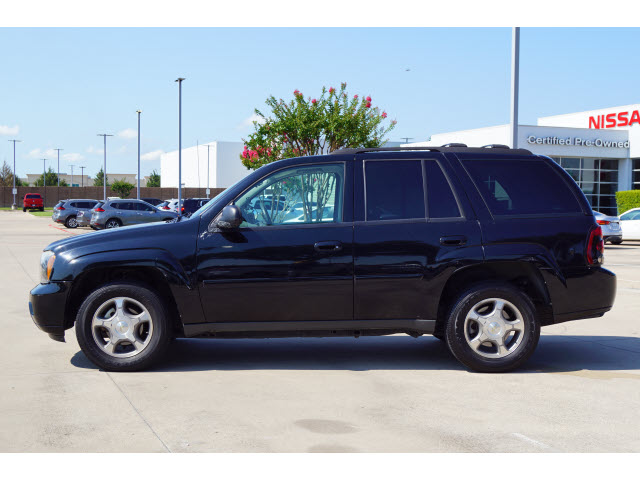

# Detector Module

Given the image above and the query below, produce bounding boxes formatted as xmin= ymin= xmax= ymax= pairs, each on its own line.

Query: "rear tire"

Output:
xmin=65 ymin=215 xmax=78 ymax=228
xmin=22 ymin=207 xmax=26 ymax=212
xmin=40 ymin=207 xmax=44 ymax=212
xmin=75 ymin=282 xmax=172 ymax=371
xmin=444 ymin=283 xmax=540 ymax=373
xmin=105 ymin=218 xmax=122 ymax=229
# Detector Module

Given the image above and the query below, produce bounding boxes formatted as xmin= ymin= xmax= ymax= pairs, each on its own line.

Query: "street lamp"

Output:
xmin=175 ymin=77 xmax=185 ymax=215
xmin=8 ymin=139 xmax=21 ymax=210
xmin=136 ymin=110 xmax=141 ymax=199
xmin=42 ymin=158 xmax=47 ymax=206
xmin=97 ymin=134 xmax=113 ymax=201
xmin=54 ymin=148 xmax=63 ymax=187
xmin=203 ymin=143 xmax=213 ymax=199
xmin=70 ymin=165 xmax=75 ymax=188
xmin=80 ymin=166 xmax=85 ymax=187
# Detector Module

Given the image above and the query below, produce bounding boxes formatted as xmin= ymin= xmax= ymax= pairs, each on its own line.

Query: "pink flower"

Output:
xmin=312 ymin=98 xmax=317 ymax=104
xmin=353 ymin=95 xmax=358 ymax=99
xmin=366 ymin=96 xmax=371 ymax=102
xmin=382 ymin=111 xmax=387 ymax=118
xmin=391 ymin=120 xmax=397 ymax=125
xmin=365 ymin=102 xmax=371 ymax=108
xmin=329 ymin=87 xmax=335 ymax=94
xmin=293 ymin=89 xmax=300 ymax=96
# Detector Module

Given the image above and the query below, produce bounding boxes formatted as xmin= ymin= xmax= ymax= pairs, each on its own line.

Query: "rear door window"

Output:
xmin=462 ymin=158 xmax=582 ymax=216
xmin=425 ymin=161 xmax=461 ymax=218
xmin=365 ymin=160 xmax=425 ymax=221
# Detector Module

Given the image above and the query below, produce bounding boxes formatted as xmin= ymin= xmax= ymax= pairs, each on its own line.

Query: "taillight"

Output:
xmin=162 ymin=206 xmax=169 ymax=210
xmin=95 ymin=207 xmax=105 ymax=212
xmin=586 ymin=226 xmax=604 ymax=266
xmin=596 ymin=219 xmax=610 ymax=225
xmin=181 ymin=206 xmax=185 ymax=212
xmin=57 ymin=206 xmax=65 ymax=210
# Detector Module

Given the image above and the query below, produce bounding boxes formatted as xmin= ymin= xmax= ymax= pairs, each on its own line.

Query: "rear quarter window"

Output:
xmin=462 ymin=158 xmax=582 ymax=216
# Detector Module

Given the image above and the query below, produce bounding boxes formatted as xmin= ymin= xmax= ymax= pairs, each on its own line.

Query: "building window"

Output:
xmin=633 ymin=159 xmax=640 ymax=189
xmin=554 ymin=157 xmax=619 ymax=216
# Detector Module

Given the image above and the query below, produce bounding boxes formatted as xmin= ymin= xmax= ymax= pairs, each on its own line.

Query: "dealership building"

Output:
xmin=407 ymin=104 xmax=640 ymax=216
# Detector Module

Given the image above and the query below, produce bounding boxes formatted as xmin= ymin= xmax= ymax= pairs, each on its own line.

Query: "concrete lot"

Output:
xmin=0 ymin=211 xmax=638 ymax=453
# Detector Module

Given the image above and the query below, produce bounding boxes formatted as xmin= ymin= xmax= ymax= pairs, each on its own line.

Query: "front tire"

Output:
xmin=75 ymin=282 xmax=172 ymax=371
xmin=445 ymin=284 xmax=540 ymax=373
xmin=65 ymin=215 xmax=78 ymax=228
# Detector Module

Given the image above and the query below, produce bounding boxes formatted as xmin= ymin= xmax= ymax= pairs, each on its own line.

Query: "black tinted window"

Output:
xmin=425 ymin=161 xmax=461 ymax=218
xmin=136 ymin=202 xmax=154 ymax=211
xmin=365 ymin=160 xmax=425 ymax=221
xmin=463 ymin=159 xmax=582 ymax=216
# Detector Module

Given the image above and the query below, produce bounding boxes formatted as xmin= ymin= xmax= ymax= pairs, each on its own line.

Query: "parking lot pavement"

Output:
xmin=1 ymin=210 xmax=638 ymax=453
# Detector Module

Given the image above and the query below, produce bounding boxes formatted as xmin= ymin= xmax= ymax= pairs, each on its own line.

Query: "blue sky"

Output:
xmin=1 ymin=27 xmax=639 ymax=179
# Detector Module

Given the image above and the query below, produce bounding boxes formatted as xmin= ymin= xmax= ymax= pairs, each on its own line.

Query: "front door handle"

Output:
xmin=314 ymin=241 xmax=343 ymax=253
xmin=440 ymin=235 xmax=467 ymax=246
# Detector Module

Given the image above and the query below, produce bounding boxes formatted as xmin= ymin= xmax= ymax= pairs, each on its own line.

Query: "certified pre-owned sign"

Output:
xmin=527 ymin=136 xmax=630 ymax=149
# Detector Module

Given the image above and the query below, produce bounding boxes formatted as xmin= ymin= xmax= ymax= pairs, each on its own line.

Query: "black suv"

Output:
xmin=28 ymin=146 xmax=616 ymax=372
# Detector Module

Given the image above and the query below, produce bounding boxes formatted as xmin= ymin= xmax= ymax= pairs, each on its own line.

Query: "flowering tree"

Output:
xmin=240 ymin=83 xmax=396 ymax=170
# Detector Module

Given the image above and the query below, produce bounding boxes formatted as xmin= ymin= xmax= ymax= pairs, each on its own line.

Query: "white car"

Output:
xmin=157 ymin=198 xmax=183 ymax=213
xmin=619 ymin=207 xmax=640 ymax=241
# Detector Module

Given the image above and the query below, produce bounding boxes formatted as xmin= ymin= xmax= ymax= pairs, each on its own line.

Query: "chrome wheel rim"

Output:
xmin=106 ymin=220 xmax=120 ymax=228
xmin=463 ymin=298 xmax=525 ymax=359
xmin=68 ymin=217 xmax=77 ymax=227
xmin=91 ymin=297 xmax=154 ymax=358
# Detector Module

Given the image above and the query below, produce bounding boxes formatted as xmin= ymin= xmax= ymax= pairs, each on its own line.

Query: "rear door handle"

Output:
xmin=440 ymin=235 xmax=467 ymax=246
xmin=314 ymin=241 xmax=343 ymax=253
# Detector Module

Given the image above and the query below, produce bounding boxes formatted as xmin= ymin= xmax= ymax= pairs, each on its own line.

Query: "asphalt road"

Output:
xmin=1 ymin=211 xmax=638 ymax=452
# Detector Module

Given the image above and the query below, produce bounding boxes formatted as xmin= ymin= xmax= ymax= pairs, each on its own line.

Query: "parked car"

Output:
xmin=29 ymin=145 xmax=616 ymax=373
xmin=23 ymin=193 xmax=44 ymax=212
xmin=619 ymin=207 xmax=640 ymax=241
xmin=76 ymin=202 xmax=103 ymax=228
xmin=141 ymin=197 xmax=163 ymax=207
xmin=182 ymin=198 xmax=210 ymax=216
xmin=593 ymin=211 xmax=622 ymax=244
xmin=52 ymin=199 xmax=101 ymax=228
xmin=89 ymin=199 xmax=178 ymax=229
xmin=157 ymin=198 xmax=182 ymax=213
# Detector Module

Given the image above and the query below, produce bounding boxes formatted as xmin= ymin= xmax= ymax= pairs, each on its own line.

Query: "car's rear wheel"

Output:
xmin=40 ymin=207 xmax=44 ymax=211
xmin=75 ymin=282 xmax=172 ymax=371
xmin=444 ymin=284 xmax=540 ymax=373
xmin=22 ymin=207 xmax=26 ymax=212
xmin=105 ymin=218 xmax=121 ymax=229
xmin=65 ymin=215 xmax=78 ymax=228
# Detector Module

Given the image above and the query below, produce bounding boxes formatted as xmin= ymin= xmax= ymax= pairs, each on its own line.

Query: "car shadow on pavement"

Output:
xmin=70 ymin=334 xmax=640 ymax=374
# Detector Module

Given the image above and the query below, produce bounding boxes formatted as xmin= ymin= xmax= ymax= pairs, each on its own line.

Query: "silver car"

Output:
xmin=593 ymin=211 xmax=622 ymax=244
xmin=90 ymin=199 xmax=178 ymax=229
xmin=76 ymin=202 xmax=104 ymax=228
xmin=51 ymin=199 xmax=101 ymax=228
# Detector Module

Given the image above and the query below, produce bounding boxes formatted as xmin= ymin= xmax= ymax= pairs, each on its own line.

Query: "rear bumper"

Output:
xmin=604 ymin=235 xmax=622 ymax=243
xmin=29 ymin=281 xmax=72 ymax=338
xmin=544 ymin=267 xmax=616 ymax=324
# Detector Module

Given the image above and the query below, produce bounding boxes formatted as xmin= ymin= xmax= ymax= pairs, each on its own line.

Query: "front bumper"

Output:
xmin=29 ymin=281 xmax=72 ymax=340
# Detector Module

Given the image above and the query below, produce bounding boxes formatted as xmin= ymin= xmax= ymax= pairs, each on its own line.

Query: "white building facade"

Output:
xmin=160 ymin=141 xmax=249 ymax=189
xmin=407 ymin=104 xmax=640 ymax=216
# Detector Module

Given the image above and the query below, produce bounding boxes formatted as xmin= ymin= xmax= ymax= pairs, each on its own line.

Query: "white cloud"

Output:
xmin=63 ymin=153 xmax=84 ymax=162
xmin=237 ymin=113 xmax=265 ymax=130
xmin=27 ymin=148 xmax=58 ymax=159
xmin=141 ymin=150 xmax=164 ymax=162
xmin=86 ymin=145 xmax=104 ymax=155
xmin=118 ymin=128 xmax=137 ymax=139
xmin=0 ymin=125 xmax=19 ymax=136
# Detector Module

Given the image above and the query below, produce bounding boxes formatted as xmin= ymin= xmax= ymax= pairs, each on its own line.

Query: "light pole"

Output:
xmin=8 ymin=139 xmax=21 ymax=209
xmin=42 ymin=158 xmax=47 ymax=206
xmin=70 ymin=165 xmax=75 ymax=188
xmin=136 ymin=110 xmax=141 ymax=199
xmin=97 ymin=134 xmax=113 ymax=201
xmin=203 ymin=143 xmax=213 ymax=198
xmin=510 ymin=27 xmax=520 ymax=149
xmin=80 ymin=166 xmax=85 ymax=187
xmin=175 ymin=77 xmax=185 ymax=215
xmin=54 ymin=148 xmax=63 ymax=187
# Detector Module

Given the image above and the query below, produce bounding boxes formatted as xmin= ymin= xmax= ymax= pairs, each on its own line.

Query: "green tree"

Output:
xmin=34 ymin=167 xmax=68 ymax=186
xmin=240 ymin=82 xmax=396 ymax=170
xmin=0 ymin=160 xmax=27 ymax=186
xmin=147 ymin=169 xmax=161 ymax=187
xmin=94 ymin=168 xmax=109 ymax=187
xmin=111 ymin=179 xmax=135 ymax=198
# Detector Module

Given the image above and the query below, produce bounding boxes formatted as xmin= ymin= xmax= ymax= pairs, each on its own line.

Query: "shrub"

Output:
xmin=615 ymin=190 xmax=640 ymax=215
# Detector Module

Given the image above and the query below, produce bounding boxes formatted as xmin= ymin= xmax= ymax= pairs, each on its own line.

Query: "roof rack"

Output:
xmin=330 ymin=145 xmax=532 ymax=155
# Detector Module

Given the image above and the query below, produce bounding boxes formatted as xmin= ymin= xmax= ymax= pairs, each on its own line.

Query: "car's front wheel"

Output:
xmin=75 ymin=282 xmax=172 ymax=371
xmin=444 ymin=284 xmax=540 ymax=373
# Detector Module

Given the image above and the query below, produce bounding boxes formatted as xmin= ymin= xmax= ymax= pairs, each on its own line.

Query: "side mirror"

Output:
xmin=216 ymin=205 xmax=243 ymax=229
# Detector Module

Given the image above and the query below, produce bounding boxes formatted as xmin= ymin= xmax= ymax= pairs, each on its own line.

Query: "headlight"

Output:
xmin=40 ymin=251 xmax=56 ymax=284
